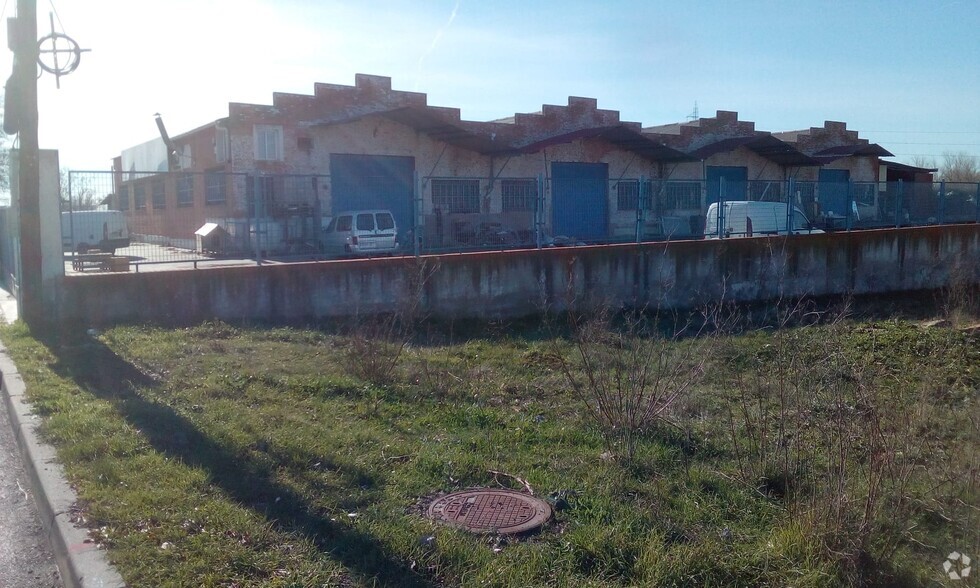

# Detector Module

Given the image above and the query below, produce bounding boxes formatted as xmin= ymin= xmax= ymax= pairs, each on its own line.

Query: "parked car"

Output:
xmin=704 ymin=201 xmax=823 ymax=238
xmin=61 ymin=210 xmax=131 ymax=254
xmin=321 ymin=210 xmax=399 ymax=257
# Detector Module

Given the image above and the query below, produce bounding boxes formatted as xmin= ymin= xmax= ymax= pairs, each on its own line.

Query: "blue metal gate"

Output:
xmin=706 ymin=166 xmax=747 ymax=204
xmin=818 ymin=169 xmax=850 ymax=218
xmin=329 ymin=154 xmax=415 ymax=247
xmin=551 ymin=162 xmax=608 ymax=241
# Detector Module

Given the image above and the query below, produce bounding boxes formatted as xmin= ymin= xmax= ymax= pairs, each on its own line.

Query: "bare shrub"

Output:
xmin=342 ymin=312 xmax=413 ymax=387
xmin=557 ymin=305 xmax=717 ymax=463
xmin=724 ymin=297 xmax=975 ymax=576
xmin=725 ymin=299 xmax=845 ymax=499
xmin=940 ymin=257 xmax=980 ymax=327
xmin=341 ymin=259 xmax=434 ymax=387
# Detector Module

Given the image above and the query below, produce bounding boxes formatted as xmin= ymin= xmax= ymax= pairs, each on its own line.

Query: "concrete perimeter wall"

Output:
xmin=58 ymin=225 xmax=979 ymax=327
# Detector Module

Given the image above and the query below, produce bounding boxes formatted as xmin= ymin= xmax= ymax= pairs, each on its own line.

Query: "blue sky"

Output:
xmin=3 ymin=0 xmax=979 ymax=171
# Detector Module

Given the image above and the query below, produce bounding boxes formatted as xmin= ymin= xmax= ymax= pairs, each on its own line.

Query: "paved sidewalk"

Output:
xmin=0 ymin=289 xmax=61 ymax=587
xmin=0 ymin=392 xmax=62 ymax=588
xmin=0 ymin=288 xmax=125 ymax=588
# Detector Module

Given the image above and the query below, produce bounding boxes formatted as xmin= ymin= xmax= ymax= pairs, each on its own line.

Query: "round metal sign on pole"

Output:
xmin=36 ymin=13 xmax=89 ymax=88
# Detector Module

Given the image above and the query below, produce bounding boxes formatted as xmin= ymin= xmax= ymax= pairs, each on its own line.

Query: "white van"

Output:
xmin=61 ymin=210 xmax=131 ymax=254
xmin=321 ymin=210 xmax=399 ymax=257
xmin=705 ymin=201 xmax=823 ymax=238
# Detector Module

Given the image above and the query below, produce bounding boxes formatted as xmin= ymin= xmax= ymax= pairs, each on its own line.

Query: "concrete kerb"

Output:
xmin=0 ymin=347 xmax=126 ymax=588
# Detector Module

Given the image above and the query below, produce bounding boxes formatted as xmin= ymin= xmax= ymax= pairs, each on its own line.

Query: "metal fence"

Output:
xmin=61 ymin=170 xmax=980 ymax=271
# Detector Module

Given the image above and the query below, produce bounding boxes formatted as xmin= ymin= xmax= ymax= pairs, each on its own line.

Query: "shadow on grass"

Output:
xmin=44 ymin=334 xmax=436 ymax=588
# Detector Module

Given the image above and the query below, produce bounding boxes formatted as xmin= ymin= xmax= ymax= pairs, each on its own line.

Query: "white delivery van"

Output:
xmin=321 ymin=210 xmax=399 ymax=257
xmin=61 ymin=210 xmax=131 ymax=254
xmin=705 ymin=201 xmax=823 ymax=238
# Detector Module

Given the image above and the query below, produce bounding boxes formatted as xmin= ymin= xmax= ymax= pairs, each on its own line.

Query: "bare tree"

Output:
xmin=60 ymin=168 xmax=101 ymax=211
xmin=939 ymin=151 xmax=980 ymax=183
xmin=908 ymin=155 xmax=936 ymax=170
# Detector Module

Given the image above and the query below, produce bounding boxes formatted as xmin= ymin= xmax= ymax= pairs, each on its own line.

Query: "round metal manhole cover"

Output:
xmin=427 ymin=489 xmax=552 ymax=534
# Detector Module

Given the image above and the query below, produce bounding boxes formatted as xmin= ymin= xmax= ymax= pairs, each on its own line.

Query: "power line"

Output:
xmin=47 ymin=0 xmax=64 ymax=31
xmin=883 ymin=142 xmax=980 ymax=146
xmin=865 ymin=130 xmax=980 ymax=134
xmin=890 ymin=153 xmax=980 ymax=159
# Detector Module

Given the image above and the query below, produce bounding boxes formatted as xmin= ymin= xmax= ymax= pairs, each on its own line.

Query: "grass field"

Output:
xmin=1 ymin=298 xmax=977 ymax=587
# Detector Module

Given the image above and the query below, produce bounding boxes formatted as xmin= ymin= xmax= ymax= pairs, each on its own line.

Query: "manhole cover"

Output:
xmin=427 ymin=489 xmax=551 ymax=534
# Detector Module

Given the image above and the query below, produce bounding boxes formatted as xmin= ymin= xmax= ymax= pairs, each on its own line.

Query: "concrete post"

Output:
xmin=11 ymin=0 xmax=42 ymax=330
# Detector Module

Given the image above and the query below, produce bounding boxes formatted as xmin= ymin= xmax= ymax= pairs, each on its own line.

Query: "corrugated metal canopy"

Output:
xmin=686 ymin=135 xmax=820 ymax=166
xmin=516 ymin=126 xmax=696 ymax=162
xmin=880 ymin=160 xmax=937 ymax=173
xmin=379 ymin=107 xmax=504 ymax=153
xmin=813 ymin=143 xmax=894 ymax=162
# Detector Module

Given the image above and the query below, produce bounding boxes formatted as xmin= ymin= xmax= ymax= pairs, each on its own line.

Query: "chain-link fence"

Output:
xmin=61 ymin=170 xmax=980 ymax=272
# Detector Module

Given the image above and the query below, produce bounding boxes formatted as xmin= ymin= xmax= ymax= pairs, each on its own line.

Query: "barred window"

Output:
xmin=658 ymin=181 xmax=701 ymax=210
xmin=616 ymin=180 xmax=652 ymax=210
xmin=177 ymin=174 xmax=194 ymax=207
xmin=501 ymin=179 xmax=537 ymax=212
xmin=749 ymin=181 xmax=783 ymax=202
xmin=134 ymin=184 xmax=146 ymax=210
xmin=431 ymin=179 xmax=479 ymax=213
xmin=151 ymin=178 xmax=166 ymax=209
xmin=205 ymin=172 xmax=226 ymax=204
xmin=118 ymin=186 xmax=130 ymax=211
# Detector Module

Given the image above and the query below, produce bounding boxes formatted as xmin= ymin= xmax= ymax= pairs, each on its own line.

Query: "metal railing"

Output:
xmin=62 ymin=170 xmax=980 ymax=271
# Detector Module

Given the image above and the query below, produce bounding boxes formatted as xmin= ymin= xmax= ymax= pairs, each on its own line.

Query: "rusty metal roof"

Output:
xmin=685 ymin=134 xmax=820 ymax=166
xmin=310 ymin=105 xmax=695 ymax=161
xmin=379 ymin=107 xmax=509 ymax=154
xmin=880 ymin=160 xmax=937 ymax=173
xmin=514 ymin=125 xmax=696 ymax=163
xmin=812 ymin=143 xmax=894 ymax=162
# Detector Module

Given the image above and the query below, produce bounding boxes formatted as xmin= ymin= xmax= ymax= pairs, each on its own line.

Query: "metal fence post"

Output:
xmin=938 ymin=181 xmax=946 ymax=225
xmin=718 ymin=177 xmax=726 ymax=238
xmin=251 ymin=174 xmax=262 ymax=265
xmin=786 ymin=178 xmax=794 ymax=234
xmin=636 ymin=176 xmax=645 ymax=244
xmin=414 ymin=171 xmax=422 ymax=257
xmin=536 ymin=174 xmax=544 ymax=249
xmin=895 ymin=179 xmax=903 ymax=228
xmin=66 ymin=170 xmax=75 ymax=253
xmin=976 ymin=182 xmax=980 ymax=224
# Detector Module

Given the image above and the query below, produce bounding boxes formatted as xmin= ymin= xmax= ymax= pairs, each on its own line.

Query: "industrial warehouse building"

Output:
xmin=110 ymin=73 xmax=913 ymax=253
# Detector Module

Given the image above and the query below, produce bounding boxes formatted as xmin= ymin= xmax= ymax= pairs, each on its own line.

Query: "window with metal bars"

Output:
xmin=501 ymin=179 xmax=537 ymax=212
xmin=133 ymin=184 xmax=146 ymax=210
xmin=177 ymin=174 xmax=194 ymax=207
xmin=616 ymin=180 xmax=652 ymax=210
xmin=654 ymin=181 xmax=701 ymax=210
xmin=205 ymin=172 xmax=226 ymax=204
xmin=151 ymin=179 xmax=166 ymax=209
xmin=431 ymin=179 xmax=480 ymax=213
xmin=118 ymin=186 xmax=130 ymax=211
xmin=748 ymin=181 xmax=783 ymax=202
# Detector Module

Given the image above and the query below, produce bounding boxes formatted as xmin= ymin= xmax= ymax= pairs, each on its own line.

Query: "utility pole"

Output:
xmin=5 ymin=0 xmax=42 ymax=330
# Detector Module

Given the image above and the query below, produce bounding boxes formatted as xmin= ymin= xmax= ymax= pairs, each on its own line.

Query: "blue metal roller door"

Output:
xmin=706 ymin=166 xmax=747 ymax=204
xmin=818 ymin=169 xmax=850 ymax=217
xmin=551 ymin=162 xmax=608 ymax=241
xmin=330 ymin=154 xmax=415 ymax=245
